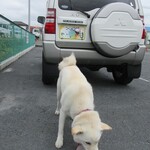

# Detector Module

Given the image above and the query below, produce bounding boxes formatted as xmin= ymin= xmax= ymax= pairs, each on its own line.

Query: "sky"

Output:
xmin=0 ymin=0 xmax=150 ymax=27
xmin=0 ymin=0 xmax=47 ymax=27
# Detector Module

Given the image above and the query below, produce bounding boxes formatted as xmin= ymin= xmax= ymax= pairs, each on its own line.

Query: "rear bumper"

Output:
xmin=43 ymin=41 xmax=146 ymax=66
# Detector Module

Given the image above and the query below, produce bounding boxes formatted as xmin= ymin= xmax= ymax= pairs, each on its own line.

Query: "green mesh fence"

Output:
xmin=0 ymin=15 xmax=35 ymax=63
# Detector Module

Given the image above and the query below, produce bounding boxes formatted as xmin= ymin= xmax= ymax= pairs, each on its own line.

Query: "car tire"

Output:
xmin=42 ymin=54 xmax=58 ymax=84
xmin=112 ymin=66 xmax=133 ymax=85
xmin=87 ymin=66 xmax=100 ymax=71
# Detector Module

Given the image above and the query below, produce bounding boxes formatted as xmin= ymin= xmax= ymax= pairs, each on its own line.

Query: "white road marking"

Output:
xmin=3 ymin=68 xmax=13 ymax=73
xmin=139 ymin=77 xmax=150 ymax=83
xmin=146 ymin=52 xmax=150 ymax=55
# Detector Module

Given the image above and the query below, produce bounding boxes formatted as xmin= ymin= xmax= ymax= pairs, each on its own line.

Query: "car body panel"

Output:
xmin=41 ymin=0 xmax=146 ymax=68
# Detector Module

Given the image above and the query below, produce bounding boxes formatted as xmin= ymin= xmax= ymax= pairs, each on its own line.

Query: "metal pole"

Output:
xmin=28 ymin=0 xmax=30 ymax=32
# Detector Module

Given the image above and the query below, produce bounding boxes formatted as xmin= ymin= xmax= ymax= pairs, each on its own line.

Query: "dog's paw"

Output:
xmin=55 ymin=110 xmax=60 ymax=115
xmin=55 ymin=137 xmax=63 ymax=148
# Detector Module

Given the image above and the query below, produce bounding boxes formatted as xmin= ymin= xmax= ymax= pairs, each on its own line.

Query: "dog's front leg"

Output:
xmin=55 ymin=78 xmax=61 ymax=115
xmin=55 ymin=109 xmax=66 ymax=148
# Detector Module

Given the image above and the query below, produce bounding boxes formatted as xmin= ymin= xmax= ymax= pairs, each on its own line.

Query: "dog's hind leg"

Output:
xmin=55 ymin=109 xmax=66 ymax=148
xmin=55 ymin=77 xmax=61 ymax=115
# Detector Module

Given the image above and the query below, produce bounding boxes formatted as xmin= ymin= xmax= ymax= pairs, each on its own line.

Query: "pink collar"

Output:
xmin=76 ymin=109 xmax=92 ymax=116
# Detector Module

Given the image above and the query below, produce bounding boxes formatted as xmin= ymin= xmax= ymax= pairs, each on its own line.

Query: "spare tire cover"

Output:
xmin=90 ymin=3 xmax=143 ymax=57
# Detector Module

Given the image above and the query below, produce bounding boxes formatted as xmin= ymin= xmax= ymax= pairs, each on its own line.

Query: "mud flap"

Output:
xmin=127 ymin=64 xmax=141 ymax=78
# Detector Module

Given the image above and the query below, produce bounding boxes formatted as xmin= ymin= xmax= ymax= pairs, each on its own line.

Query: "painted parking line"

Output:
xmin=139 ymin=77 xmax=150 ymax=83
xmin=2 ymin=68 xmax=13 ymax=73
xmin=146 ymin=52 xmax=150 ymax=54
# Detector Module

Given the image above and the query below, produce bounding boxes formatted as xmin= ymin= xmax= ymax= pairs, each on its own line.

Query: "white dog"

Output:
xmin=55 ymin=53 xmax=112 ymax=150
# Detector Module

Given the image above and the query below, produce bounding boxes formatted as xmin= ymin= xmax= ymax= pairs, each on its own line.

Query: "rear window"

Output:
xmin=58 ymin=0 xmax=136 ymax=11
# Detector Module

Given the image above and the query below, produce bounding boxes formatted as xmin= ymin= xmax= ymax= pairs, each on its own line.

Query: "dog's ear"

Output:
xmin=71 ymin=126 xmax=83 ymax=135
xmin=100 ymin=122 xmax=112 ymax=131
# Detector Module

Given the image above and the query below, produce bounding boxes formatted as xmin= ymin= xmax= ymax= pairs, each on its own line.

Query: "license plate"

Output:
xmin=59 ymin=25 xmax=86 ymax=40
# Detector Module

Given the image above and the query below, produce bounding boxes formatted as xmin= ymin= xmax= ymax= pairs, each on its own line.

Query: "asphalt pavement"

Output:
xmin=0 ymin=47 xmax=150 ymax=150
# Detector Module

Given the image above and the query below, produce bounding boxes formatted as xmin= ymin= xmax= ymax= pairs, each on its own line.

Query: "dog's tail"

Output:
xmin=58 ymin=53 xmax=76 ymax=71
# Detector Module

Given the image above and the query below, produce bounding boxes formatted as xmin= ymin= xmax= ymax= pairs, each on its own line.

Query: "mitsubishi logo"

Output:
xmin=114 ymin=18 xmax=127 ymax=26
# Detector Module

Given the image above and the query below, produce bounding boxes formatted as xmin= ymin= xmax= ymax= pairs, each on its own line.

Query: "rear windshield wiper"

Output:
xmin=69 ymin=0 xmax=90 ymax=18
xmin=76 ymin=9 xmax=90 ymax=18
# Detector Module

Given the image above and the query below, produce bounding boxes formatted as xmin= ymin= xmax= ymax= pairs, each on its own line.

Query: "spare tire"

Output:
xmin=90 ymin=3 xmax=143 ymax=57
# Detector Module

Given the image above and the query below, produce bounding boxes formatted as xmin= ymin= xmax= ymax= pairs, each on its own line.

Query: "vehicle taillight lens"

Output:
xmin=142 ymin=28 xmax=146 ymax=39
xmin=140 ymin=15 xmax=146 ymax=39
xmin=45 ymin=8 xmax=56 ymax=34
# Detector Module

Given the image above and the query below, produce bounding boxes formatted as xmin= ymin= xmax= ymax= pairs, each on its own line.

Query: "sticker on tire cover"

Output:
xmin=59 ymin=25 xmax=85 ymax=40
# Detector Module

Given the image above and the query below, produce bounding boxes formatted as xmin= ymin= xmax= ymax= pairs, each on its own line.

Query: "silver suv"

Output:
xmin=38 ymin=0 xmax=146 ymax=85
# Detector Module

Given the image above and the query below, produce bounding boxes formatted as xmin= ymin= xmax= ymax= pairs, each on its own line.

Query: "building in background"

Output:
xmin=13 ymin=21 xmax=28 ymax=30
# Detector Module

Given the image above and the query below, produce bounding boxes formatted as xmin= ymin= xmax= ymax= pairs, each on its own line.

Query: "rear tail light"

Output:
xmin=45 ymin=8 xmax=56 ymax=34
xmin=140 ymin=15 xmax=146 ymax=39
xmin=142 ymin=28 xmax=146 ymax=39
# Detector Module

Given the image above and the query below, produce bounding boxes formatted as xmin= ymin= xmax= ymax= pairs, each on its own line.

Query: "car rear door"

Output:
xmin=55 ymin=0 xmax=98 ymax=49
xmin=54 ymin=0 xmax=141 ymax=54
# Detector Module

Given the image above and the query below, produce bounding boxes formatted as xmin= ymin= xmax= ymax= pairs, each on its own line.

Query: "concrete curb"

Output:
xmin=0 ymin=45 xmax=35 ymax=71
